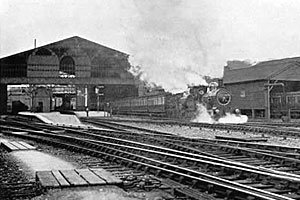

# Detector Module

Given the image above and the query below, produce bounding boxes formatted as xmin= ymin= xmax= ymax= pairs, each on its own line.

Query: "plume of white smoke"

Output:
xmin=192 ymin=104 xmax=248 ymax=124
xmin=192 ymin=104 xmax=215 ymax=124
xmin=127 ymin=0 xmax=218 ymax=93
xmin=218 ymin=113 xmax=248 ymax=124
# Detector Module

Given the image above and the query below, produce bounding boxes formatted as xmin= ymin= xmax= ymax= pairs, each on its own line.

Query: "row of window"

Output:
xmin=117 ymin=96 xmax=165 ymax=107
xmin=271 ymin=95 xmax=300 ymax=105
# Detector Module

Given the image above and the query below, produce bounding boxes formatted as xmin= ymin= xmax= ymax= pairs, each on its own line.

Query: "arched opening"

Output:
xmin=35 ymin=48 xmax=52 ymax=56
xmin=59 ymin=56 xmax=75 ymax=77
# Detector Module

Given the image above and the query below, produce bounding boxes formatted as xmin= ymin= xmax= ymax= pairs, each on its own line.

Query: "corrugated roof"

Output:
xmin=223 ymin=57 xmax=300 ymax=84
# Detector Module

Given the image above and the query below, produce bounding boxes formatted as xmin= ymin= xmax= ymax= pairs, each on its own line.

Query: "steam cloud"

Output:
xmin=126 ymin=0 xmax=248 ymax=124
xmin=127 ymin=0 xmax=219 ymax=93
xmin=218 ymin=113 xmax=248 ymax=124
xmin=193 ymin=104 xmax=248 ymax=124
xmin=192 ymin=104 xmax=215 ymax=124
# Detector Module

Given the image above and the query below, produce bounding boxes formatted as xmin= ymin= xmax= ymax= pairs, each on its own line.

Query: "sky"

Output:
xmin=1 ymin=0 xmax=300 ymax=92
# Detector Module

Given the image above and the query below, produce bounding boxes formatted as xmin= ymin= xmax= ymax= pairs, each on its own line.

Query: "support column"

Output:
xmin=84 ymin=86 xmax=88 ymax=108
xmin=265 ymin=81 xmax=271 ymax=122
xmin=0 ymin=84 xmax=7 ymax=114
xmin=251 ymin=109 xmax=255 ymax=119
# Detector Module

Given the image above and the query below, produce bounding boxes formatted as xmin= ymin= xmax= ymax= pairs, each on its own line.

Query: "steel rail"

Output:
xmin=2 ymin=130 xmax=295 ymax=200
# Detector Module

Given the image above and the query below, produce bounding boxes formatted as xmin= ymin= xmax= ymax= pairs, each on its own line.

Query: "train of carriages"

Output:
xmin=110 ymin=82 xmax=241 ymax=121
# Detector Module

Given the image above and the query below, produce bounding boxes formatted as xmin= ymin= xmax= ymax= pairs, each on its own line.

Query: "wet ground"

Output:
xmin=11 ymin=150 xmax=76 ymax=177
xmin=32 ymin=186 xmax=171 ymax=200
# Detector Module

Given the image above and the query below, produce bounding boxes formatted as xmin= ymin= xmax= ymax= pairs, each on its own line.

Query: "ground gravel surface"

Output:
xmin=118 ymin=122 xmax=300 ymax=148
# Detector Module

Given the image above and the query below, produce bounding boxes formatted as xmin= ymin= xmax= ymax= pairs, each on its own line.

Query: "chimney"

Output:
xmin=34 ymin=39 xmax=36 ymax=49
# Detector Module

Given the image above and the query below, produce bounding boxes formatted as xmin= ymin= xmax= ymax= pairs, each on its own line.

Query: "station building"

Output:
xmin=223 ymin=57 xmax=300 ymax=120
xmin=0 ymin=36 xmax=138 ymax=114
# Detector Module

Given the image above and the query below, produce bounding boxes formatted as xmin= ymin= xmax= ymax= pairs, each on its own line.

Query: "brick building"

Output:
xmin=223 ymin=57 xmax=300 ymax=120
xmin=0 ymin=36 xmax=138 ymax=114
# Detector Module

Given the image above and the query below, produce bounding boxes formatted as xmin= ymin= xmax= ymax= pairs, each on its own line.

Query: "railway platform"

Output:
xmin=18 ymin=111 xmax=88 ymax=128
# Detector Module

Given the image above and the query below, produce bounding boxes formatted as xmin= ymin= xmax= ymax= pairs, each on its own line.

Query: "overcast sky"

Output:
xmin=1 ymin=0 xmax=300 ymax=89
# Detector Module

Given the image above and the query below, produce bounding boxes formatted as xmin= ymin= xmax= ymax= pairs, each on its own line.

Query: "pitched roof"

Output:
xmin=223 ymin=57 xmax=300 ymax=84
xmin=0 ymin=36 xmax=127 ymax=62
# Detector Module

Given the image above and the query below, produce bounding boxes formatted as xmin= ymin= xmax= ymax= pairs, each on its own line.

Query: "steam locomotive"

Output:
xmin=110 ymin=82 xmax=239 ymax=121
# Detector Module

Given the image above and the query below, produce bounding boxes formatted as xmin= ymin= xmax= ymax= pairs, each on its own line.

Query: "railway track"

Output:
xmin=4 ymin=118 xmax=300 ymax=176
xmin=1 ymin=120 xmax=300 ymax=199
xmin=79 ymin=119 xmax=300 ymax=169
xmin=84 ymin=117 xmax=300 ymax=138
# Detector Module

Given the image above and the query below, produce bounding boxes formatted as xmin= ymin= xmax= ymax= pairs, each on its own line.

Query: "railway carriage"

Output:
xmin=111 ymin=94 xmax=166 ymax=117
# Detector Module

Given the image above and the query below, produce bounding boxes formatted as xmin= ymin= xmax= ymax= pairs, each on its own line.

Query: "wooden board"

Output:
xmin=75 ymin=169 xmax=106 ymax=185
xmin=10 ymin=141 xmax=28 ymax=150
xmin=36 ymin=171 xmax=60 ymax=188
xmin=18 ymin=141 xmax=36 ymax=150
xmin=36 ymin=168 xmax=120 ymax=189
xmin=1 ymin=142 xmax=19 ymax=151
xmin=60 ymin=170 xmax=88 ymax=186
xmin=90 ymin=168 xmax=122 ymax=184
xmin=52 ymin=170 xmax=70 ymax=187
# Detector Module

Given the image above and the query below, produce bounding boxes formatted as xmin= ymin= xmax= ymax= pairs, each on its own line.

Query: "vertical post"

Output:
xmin=107 ymin=103 xmax=110 ymax=117
xmin=266 ymin=85 xmax=271 ymax=122
xmin=0 ymin=84 xmax=8 ymax=114
xmin=104 ymin=103 xmax=106 ymax=117
xmin=84 ymin=86 xmax=88 ymax=108
xmin=251 ymin=109 xmax=255 ymax=119
xmin=97 ymin=95 xmax=99 ymax=111
xmin=84 ymin=86 xmax=88 ymax=117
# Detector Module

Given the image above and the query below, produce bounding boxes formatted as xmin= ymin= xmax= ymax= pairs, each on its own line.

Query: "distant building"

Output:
xmin=223 ymin=57 xmax=300 ymax=120
xmin=0 ymin=36 xmax=138 ymax=114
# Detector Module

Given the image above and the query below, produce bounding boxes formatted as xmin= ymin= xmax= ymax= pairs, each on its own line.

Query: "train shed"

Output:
xmin=0 ymin=36 xmax=139 ymax=114
xmin=223 ymin=57 xmax=300 ymax=121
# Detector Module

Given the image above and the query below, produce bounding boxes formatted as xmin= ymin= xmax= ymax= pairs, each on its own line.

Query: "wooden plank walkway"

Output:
xmin=60 ymin=170 xmax=88 ymax=186
xmin=36 ymin=171 xmax=60 ymax=188
xmin=18 ymin=141 xmax=36 ymax=150
xmin=1 ymin=141 xmax=36 ymax=151
xmin=75 ymin=169 xmax=106 ymax=185
xmin=91 ymin=168 xmax=122 ymax=184
xmin=52 ymin=170 xmax=70 ymax=187
xmin=1 ymin=142 xmax=19 ymax=151
xmin=10 ymin=141 xmax=29 ymax=150
xmin=36 ymin=168 xmax=123 ymax=188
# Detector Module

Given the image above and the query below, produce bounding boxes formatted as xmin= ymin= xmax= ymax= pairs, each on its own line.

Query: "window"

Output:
xmin=296 ymin=96 xmax=300 ymax=104
xmin=35 ymin=48 xmax=52 ymax=56
xmin=287 ymin=96 xmax=296 ymax=106
xmin=271 ymin=96 xmax=281 ymax=105
xmin=240 ymin=90 xmax=246 ymax=98
xmin=59 ymin=56 xmax=75 ymax=77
